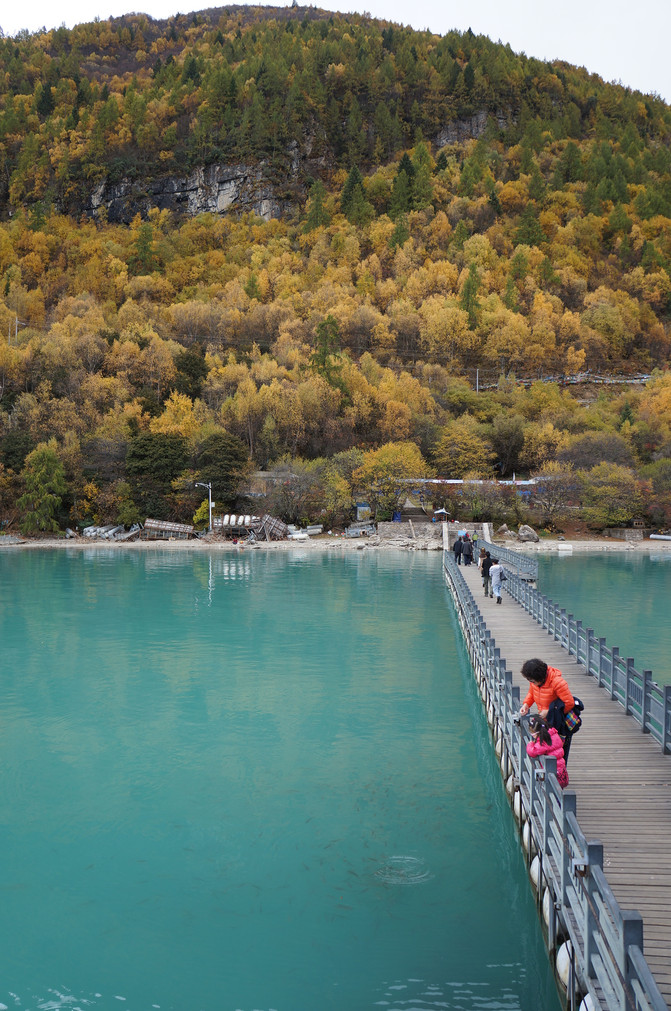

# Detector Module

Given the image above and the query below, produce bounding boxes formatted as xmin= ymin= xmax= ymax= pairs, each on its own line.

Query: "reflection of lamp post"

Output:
xmin=195 ymin=481 xmax=213 ymax=533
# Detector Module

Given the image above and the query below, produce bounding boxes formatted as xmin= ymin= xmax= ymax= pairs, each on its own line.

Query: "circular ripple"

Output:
xmin=374 ymin=855 xmax=434 ymax=886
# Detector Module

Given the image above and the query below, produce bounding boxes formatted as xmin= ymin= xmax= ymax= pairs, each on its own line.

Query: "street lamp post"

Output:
xmin=195 ymin=481 xmax=213 ymax=533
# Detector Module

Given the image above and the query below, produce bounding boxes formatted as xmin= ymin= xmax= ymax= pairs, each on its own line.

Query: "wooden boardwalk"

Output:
xmin=458 ymin=560 xmax=671 ymax=1007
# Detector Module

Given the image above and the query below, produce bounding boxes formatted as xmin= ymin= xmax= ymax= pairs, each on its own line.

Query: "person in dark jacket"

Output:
xmin=462 ymin=536 xmax=473 ymax=566
xmin=453 ymin=536 xmax=463 ymax=565
xmin=481 ymin=551 xmax=493 ymax=597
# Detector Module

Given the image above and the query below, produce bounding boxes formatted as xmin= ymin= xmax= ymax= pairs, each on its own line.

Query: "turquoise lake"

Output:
xmin=535 ymin=551 xmax=671 ymax=686
xmin=0 ymin=547 xmax=561 ymax=1011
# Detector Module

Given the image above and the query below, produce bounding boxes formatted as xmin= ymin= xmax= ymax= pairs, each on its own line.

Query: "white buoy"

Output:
xmin=495 ymin=736 xmax=503 ymax=758
xmin=542 ymin=887 xmax=551 ymax=926
xmin=530 ymin=855 xmax=540 ymax=890
xmin=556 ymin=941 xmax=573 ymax=989
xmin=579 ymin=994 xmax=595 ymax=1011
xmin=506 ymin=774 xmax=515 ymax=797
xmin=522 ymin=819 xmax=536 ymax=856
xmin=513 ymin=791 xmax=522 ymax=821
xmin=500 ymin=752 xmax=509 ymax=778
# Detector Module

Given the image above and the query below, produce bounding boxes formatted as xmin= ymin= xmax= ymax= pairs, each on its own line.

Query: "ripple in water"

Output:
xmin=374 ymin=855 xmax=434 ymax=886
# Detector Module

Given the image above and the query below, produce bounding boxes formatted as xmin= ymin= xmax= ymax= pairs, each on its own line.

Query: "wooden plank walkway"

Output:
xmin=458 ymin=561 xmax=671 ymax=1006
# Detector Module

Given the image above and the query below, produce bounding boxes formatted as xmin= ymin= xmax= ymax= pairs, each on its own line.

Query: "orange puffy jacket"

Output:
xmin=522 ymin=665 xmax=575 ymax=715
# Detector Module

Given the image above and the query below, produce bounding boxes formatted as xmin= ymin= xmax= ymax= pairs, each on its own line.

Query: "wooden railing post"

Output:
xmin=575 ymin=619 xmax=583 ymax=664
xmin=641 ymin=671 xmax=652 ymax=733
xmin=611 ymin=646 xmax=620 ymax=701
xmin=560 ymin=791 xmax=577 ymax=908
xmin=622 ymin=911 xmax=644 ymax=1004
xmin=598 ymin=638 xmax=607 ymax=688
xmin=584 ymin=840 xmax=604 ymax=979
xmin=624 ymin=658 xmax=634 ymax=716
xmin=663 ymin=685 xmax=671 ymax=755
xmin=586 ymin=629 xmax=594 ymax=676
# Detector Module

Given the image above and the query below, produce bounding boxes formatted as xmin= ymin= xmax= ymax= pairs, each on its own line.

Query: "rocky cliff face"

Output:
xmin=76 ymin=112 xmax=510 ymax=224
xmin=434 ymin=109 xmax=514 ymax=147
xmin=87 ymin=160 xmax=295 ymax=223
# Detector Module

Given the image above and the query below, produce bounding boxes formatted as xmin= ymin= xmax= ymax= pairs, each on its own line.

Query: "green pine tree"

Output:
xmin=460 ymin=263 xmax=481 ymax=328
xmin=304 ymin=179 xmax=330 ymax=231
xmin=18 ymin=441 xmax=67 ymax=533
xmin=389 ymin=169 xmax=411 ymax=219
xmin=340 ymin=166 xmax=373 ymax=226
xmin=515 ymin=205 xmax=544 ymax=247
xmin=389 ymin=214 xmax=410 ymax=249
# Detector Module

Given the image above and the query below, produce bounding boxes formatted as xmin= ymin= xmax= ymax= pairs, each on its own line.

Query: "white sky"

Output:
xmin=2 ymin=0 xmax=669 ymax=103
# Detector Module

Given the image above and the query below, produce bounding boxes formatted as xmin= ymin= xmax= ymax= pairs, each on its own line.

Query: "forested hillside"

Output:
xmin=1 ymin=6 xmax=671 ymax=535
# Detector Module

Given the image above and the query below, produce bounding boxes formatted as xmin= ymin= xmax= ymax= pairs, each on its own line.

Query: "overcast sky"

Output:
xmin=2 ymin=0 xmax=669 ymax=103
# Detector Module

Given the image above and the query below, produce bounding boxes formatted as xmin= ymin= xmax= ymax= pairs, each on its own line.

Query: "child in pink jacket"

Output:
xmin=526 ymin=716 xmax=569 ymax=788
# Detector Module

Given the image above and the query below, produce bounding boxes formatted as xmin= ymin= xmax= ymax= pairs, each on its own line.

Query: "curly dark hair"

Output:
xmin=521 ymin=658 xmax=548 ymax=684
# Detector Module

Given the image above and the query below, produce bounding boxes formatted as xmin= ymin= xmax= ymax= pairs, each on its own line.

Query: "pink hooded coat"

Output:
xmin=526 ymin=727 xmax=568 ymax=787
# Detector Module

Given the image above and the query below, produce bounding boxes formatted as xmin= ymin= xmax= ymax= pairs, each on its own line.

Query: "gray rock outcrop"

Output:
xmin=434 ymin=109 xmax=513 ymax=148
xmin=88 ymin=161 xmax=292 ymax=223
xmin=518 ymin=524 xmax=540 ymax=542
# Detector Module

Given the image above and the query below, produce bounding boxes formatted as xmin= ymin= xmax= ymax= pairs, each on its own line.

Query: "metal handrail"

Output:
xmin=502 ymin=567 xmax=671 ymax=754
xmin=442 ymin=546 xmax=667 ymax=1011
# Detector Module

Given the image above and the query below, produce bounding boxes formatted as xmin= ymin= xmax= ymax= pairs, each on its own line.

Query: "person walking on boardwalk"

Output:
xmin=481 ymin=551 xmax=493 ymax=597
xmin=489 ymin=558 xmax=504 ymax=603
xmin=526 ymin=715 xmax=568 ymax=788
xmin=462 ymin=535 xmax=473 ymax=566
xmin=453 ymin=536 xmax=463 ymax=565
xmin=519 ymin=658 xmax=577 ymax=761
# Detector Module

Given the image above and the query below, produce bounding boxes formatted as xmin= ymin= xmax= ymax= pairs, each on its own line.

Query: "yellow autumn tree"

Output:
xmin=353 ymin=441 xmax=431 ymax=518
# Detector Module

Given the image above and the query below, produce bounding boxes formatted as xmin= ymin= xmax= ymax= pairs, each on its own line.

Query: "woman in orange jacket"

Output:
xmin=519 ymin=658 xmax=575 ymax=718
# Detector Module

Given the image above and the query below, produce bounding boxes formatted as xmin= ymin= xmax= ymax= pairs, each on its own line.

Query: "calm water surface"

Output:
xmin=536 ymin=551 xmax=671 ymax=685
xmin=0 ymin=548 xmax=560 ymax=1011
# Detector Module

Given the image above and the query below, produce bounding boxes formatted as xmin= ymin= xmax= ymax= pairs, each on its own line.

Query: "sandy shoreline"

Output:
xmin=2 ymin=532 xmax=671 ymax=553
xmin=506 ymin=536 xmax=671 ymax=553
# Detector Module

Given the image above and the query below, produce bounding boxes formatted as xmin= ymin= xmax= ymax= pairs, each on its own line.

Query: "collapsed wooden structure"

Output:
xmin=249 ymin=514 xmax=289 ymax=541
xmin=143 ymin=519 xmax=194 ymax=540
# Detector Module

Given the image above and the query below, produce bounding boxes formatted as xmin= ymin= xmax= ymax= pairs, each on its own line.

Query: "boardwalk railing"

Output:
xmin=502 ymin=568 xmax=671 ymax=754
xmin=442 ymin=547 xmax=667 ymax=1011
xmin=481 ymin=539 xmax=539 ymax=580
